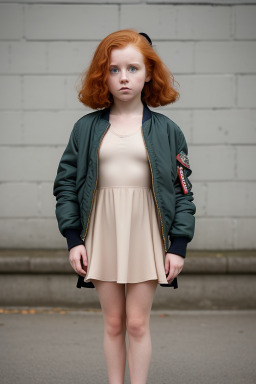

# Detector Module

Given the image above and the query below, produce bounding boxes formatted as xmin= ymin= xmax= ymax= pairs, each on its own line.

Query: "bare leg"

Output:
xmin=92 ymin=279 xmax=126 ymax=384
xmin=126 ymin=279 xmax=158 ymax=384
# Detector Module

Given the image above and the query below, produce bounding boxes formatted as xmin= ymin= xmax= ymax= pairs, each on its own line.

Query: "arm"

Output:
xmin=167 ymin=129 xmax=196 ymax=259
xmin=53 ymin=123 xmax=84 ymax=248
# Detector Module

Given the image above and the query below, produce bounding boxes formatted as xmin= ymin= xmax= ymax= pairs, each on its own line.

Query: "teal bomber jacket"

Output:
xmin=53 ymin=103 xmax=196 ymax=289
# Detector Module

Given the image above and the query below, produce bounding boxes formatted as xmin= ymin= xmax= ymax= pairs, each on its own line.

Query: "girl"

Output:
xmin=53 ymin=29 xmax=196 ymax=384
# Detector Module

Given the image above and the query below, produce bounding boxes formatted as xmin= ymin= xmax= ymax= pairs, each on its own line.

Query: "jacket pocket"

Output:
xmin=176 ymin=150 xmax=192 ymax=195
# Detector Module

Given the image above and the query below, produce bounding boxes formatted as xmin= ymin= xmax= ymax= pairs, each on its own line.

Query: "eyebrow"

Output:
xmin=109 ymin=62 xmax=141 ymax=66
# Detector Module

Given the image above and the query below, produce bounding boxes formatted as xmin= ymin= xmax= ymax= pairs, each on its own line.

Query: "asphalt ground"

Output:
xmin=1 ymin=307 xmax=256 ymax=384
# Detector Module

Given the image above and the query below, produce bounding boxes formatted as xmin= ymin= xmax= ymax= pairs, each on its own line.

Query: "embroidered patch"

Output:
xmin=176 ymin=151 xmax=190 ymax=169
xmin=177 ymin=165 xmax=189 ymax=194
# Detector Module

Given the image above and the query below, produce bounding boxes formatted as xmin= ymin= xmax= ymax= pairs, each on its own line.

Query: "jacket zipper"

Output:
xmin=140 ymin=125 xmax=167 ymax=253
xmin=81 ymin=123 xmax=110 ymax=241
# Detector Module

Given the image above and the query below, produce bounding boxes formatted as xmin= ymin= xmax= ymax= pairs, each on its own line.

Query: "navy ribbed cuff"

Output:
xmin=64 ymin=229 xmax=84 ymax=251
xmin=167 ymin=236 xmax=189 ymax=258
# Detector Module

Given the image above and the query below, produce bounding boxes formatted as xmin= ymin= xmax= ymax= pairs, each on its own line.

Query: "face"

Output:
xmin=106 ymin=44 xmax=151 ymax=104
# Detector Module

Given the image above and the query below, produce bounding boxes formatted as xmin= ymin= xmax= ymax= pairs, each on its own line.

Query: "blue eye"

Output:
xmin=109 ymin=66 xmax=138 ymax=73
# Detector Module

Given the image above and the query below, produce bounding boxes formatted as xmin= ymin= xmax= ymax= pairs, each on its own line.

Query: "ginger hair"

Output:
xmin=76 ymin=28 xmax=180 ymax=109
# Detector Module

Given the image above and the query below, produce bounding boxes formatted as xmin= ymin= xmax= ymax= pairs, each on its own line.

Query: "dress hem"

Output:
xmin=84 ymin=277 xmax=169 ymax=284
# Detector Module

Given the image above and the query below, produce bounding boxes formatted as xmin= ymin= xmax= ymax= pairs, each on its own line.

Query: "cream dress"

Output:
xmin=83 ymin=124 xmax=169 ymax=285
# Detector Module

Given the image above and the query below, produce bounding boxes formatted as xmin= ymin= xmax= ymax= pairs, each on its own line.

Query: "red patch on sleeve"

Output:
xmin=177 ymin=166 xmax=189 ymax=194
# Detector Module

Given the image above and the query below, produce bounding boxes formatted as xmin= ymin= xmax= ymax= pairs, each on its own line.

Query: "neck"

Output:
xmin=109 ymin=97 xmax=144 ymax=117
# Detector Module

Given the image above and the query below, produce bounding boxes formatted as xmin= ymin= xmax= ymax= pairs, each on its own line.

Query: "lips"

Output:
xmin=120 ymin=87 xmax=130 ymax=90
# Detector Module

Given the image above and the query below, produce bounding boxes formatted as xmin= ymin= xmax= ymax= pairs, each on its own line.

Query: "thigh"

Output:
xmin=91 ymin=279 xmax=126 ymax=320
xmin=126 ymin=280 xmax=158 ymax=321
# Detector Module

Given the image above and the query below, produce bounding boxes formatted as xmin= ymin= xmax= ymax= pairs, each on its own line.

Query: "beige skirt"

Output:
xmin=83 ymin=186 xmax=169 ymax=285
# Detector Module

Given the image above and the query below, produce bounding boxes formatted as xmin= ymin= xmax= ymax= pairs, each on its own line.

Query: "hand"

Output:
xmin=69 ymin=244 xmax=88 ymax=277
xmin=164 ymin=253 xmax=184 ymax=283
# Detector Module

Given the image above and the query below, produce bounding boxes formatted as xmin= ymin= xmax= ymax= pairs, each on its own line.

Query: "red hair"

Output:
xmin=76 ymin=28 xmax=180 ymax=109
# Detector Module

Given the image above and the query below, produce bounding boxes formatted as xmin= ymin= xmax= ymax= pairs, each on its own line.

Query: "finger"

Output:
xmin=80 ymin=260 xmax=87 ymax=275
xmin=166 ymin=266 xmax=175 ymax=282
xmin=75 ymin=255 xmax=87 ymax=276
xmin=165 ymin=257 xmax=170 ymax=275
xmin=175 ymin=266 xmax=181 ymax=276
xmin=81 ymin=248 xmax=88 ymax=267
xmin=174 ymin=267 xmax=180 ymax=279
xmin=171 ymin=266 xmax=180 ymax=281
xmin=77 ymin=265 xmax=86 ymax=276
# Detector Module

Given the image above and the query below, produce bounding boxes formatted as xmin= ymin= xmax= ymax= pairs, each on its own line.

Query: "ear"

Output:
xmin=145 ymin=73 xmax=151 ymax=82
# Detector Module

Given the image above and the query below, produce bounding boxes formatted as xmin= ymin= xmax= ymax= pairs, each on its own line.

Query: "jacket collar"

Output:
xmin=100 ymin=102 xmax=152 ymax=124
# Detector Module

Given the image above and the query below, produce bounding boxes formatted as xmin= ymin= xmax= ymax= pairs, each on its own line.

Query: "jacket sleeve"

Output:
xmin=167 ymin=129 xmax=196 ymax=258
xmin=53 ymin=123 xmax=83 ymax=240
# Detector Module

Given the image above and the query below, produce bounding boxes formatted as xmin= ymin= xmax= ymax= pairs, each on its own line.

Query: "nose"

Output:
xmin=120 ymin=69 xmax=128 ymax=83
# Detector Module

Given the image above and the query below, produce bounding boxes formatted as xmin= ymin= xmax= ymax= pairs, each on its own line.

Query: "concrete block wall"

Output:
xmin=0 ymin=1 xmax=255 ymax=250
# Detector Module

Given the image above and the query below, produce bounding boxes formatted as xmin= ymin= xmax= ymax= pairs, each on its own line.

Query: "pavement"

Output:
xmin=1 ymin=307 xmax=256 ymax=384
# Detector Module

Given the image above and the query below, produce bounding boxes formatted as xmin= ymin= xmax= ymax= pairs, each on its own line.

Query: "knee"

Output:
xmin=126 ymin=316 xmax=148 ymax=338
xmin=105 ymin=315 xmax=125 ymax=337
